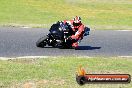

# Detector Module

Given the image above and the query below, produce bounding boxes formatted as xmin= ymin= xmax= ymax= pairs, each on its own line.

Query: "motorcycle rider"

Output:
xmin=63 ymin=16 xmax=85 ymax=48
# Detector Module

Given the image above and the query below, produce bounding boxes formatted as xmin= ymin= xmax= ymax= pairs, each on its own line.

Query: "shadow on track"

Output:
xmin=37 ymin=46 xmax=101 ymax=50
xmin=76 ymin=46 xmax=101 ymax=50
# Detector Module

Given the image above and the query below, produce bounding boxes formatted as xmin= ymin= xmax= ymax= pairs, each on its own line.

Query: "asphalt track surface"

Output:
xmin=0 ymin=27 xmax=132 ymax=57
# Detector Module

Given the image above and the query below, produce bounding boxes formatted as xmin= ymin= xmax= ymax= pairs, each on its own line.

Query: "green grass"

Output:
xmin=0 ymin=57 xmax=132 ymax=88
xmin=0 ymin=0 xmax=132 ymax=30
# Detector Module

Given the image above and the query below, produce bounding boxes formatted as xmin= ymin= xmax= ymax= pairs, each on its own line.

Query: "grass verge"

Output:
xmin=0 ymin=56 xmax=132 ymax=88
xmin=0 ymin=0 xmax=132 ymax=30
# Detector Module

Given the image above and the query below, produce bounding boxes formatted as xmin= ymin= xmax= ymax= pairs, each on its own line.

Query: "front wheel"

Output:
xmin=36 ymin=36 xmax=48 ymax=48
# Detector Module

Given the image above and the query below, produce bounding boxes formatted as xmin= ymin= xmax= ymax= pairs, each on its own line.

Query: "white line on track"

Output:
xmin=77 ymin=56 xmax=92 ymax=58
xmin=0 ymin=56 xmax=50 ymax=60
xmin=0 ymin=56 xmax=93 ymax=60
xmin=116 ymin=30 xmax=132 ymax=32
xmin=118 ymin=56 xmax=132 ymax=58
xmin=1 ymin=56 xmax=132 ymax=60
xmin=17 ymin=56 xmax=49 ymax=59
xmin=21 ymin=26 xmax=31 ymax=29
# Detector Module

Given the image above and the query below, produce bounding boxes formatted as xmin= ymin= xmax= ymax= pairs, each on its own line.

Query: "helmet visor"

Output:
xmin=73 ymin=22 xmax=80 ymax=26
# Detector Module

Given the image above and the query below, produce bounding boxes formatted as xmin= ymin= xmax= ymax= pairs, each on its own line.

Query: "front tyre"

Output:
xmin=36 ymin=36 xmax=48 ymax=48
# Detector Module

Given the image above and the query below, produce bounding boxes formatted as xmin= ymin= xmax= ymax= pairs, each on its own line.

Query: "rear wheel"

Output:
xmin=36 ymin=36 xmax=48 ymax=48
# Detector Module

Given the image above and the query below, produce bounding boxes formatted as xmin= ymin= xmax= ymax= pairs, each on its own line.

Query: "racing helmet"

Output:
xmin=73 ymin=16 xmax=81 ymax=26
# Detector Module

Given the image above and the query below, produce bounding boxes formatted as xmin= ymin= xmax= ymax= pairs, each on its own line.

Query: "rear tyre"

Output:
xmin=36 ymin=36 xmax=48 ymax=48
